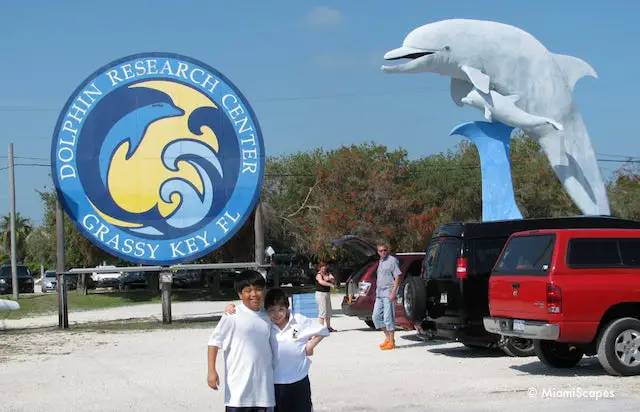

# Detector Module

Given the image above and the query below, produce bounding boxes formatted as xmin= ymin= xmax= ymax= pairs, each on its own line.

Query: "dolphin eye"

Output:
xmin=443 ymin=46 xmax=450 ymax=51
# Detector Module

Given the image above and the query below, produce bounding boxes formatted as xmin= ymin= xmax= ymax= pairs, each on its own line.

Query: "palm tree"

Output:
xmin=0 ymin=212 xmax=33 ymax=263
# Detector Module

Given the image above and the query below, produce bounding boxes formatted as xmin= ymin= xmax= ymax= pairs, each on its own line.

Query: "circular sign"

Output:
xmin=51 ymin=53 xmax=265 ymax=265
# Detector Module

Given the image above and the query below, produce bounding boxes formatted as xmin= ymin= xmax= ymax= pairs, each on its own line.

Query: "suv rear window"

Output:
xmin=469 ymin=238 xmax=508 ymax=276
xmin=492 ymin=234 xmax=554 ymax=276
xmin=424 ymin=238 xmax=461 ymax=279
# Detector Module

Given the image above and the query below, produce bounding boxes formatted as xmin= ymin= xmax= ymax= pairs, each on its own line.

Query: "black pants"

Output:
xmin=225 ymin=407 xmax=273 ymax=412
xmin=274 ymin=375 xmax=313 ymax=412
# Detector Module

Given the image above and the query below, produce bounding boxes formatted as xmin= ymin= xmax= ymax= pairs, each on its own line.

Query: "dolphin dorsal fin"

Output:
xmin=552 ymin=53 xmax=598 ymax=92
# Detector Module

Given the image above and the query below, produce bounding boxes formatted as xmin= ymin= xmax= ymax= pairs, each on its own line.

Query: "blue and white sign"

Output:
xmin=51 ymin=53 xmax=265 ymax=265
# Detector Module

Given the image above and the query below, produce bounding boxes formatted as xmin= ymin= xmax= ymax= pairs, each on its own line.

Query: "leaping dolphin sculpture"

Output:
xmin=381 ymin=18 xmax=610 ymax=216
xmin=461 ymin=89 xmax=564 ymax=131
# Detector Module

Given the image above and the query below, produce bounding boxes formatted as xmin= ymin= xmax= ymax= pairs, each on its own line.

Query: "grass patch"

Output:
xmin=0 ymin=284 xmax=336 ymax=320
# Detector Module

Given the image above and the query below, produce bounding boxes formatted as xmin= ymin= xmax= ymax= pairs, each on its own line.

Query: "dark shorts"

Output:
xmin=274 ymin=375 xmax=313 ymax=412
xmin=225 ymin=407 xmax=273 ymax=412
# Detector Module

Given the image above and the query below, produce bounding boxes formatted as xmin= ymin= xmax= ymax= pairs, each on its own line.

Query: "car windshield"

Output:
xmin=45 ymin=272 xmax=57 ymax=278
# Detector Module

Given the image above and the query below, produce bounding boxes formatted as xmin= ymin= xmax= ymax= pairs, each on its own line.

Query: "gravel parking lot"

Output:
xmin=2 ymin=308 xmax=640 ymax=411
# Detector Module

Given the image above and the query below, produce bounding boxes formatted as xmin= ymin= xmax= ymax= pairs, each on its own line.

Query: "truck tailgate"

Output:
xmin=489 ymin=275 xmax=550 ymax=320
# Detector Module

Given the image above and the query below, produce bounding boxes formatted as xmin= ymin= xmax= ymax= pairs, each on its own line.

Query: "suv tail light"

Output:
xmin=456 ymin=257 xmax=468 ymax=279
xmin=356 ymin=281 xmax=371 ymax=297
xmin=546 ymin=283 xmax=562 ymax=314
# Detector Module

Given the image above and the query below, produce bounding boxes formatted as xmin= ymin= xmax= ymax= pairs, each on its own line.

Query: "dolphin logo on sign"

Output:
xmin=51 ymin=53 xmax=265 ymax=265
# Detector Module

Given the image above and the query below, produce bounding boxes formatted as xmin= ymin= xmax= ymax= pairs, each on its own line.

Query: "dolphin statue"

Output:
xmin=381 ymin=19 xmax=610 ymax=216
xmin=461 ymin=89 xmax=564 ymax=131
xmin=99 ymin=102 xmax=184 ymax=187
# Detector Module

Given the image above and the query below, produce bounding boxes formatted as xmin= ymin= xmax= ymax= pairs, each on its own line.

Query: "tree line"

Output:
xmin=1 ymin=134 xmax=638 ymax=274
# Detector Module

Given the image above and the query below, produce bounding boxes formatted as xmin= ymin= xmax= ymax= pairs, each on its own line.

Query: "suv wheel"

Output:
xmin=597 ymin=317 xmax=640 ymax=376
xmin=534 ymin=340 xmax=583 ymax=368
xmin=403 ymin=277 xmax=427 ymax=322
xmin=502 ymin=337 xmax=535 ymax=357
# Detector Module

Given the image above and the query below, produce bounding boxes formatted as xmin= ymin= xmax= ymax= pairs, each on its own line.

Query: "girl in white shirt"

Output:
xmin=225 ymin=288 xmax=329 ymax=412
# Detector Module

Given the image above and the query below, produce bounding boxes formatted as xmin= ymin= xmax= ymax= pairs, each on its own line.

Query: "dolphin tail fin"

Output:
xmin=536 ymin=108 xmax=610 ymax=215
xmin=484 ymin=106 xmax=493 ymax=121
xmin=552 ymin=53 xmax=598 ymax=92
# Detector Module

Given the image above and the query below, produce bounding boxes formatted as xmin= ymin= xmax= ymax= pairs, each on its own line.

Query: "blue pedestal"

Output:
xmin=449 ymin=121 xmax=523 ymax=222
xmin=291 ymin=293 xmax=319 ymax=319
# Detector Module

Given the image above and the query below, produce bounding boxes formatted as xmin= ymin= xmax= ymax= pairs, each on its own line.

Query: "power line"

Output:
xmin=1 ymin=157 xmax=639 ymax=175
xmin=1 ymin=151 xmax=638 ymax=162
xmin=0 ymin=155 xmax=50 ymax=160
xmin=0 ymin=86 xmax=446 ymax=112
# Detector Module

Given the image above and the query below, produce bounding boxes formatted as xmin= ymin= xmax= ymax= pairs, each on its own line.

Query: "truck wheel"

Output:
xmin=597 ymin=317 xmax=640 ymax=376
xmin=534 ymin=340 xmax=583 ymax=368
xmin=502 ymin=337 xmax=535 ymax=357
xmin=403 ymin=277 xmax=427 ymax=322
xmin=365 ymin=320 xmax=376 ymax=329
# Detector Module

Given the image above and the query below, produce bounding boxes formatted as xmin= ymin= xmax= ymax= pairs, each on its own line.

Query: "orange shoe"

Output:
xmin=379 ymin=339 xmax=389 ymax=348
xmin=381 ymin=341 xmax=395 ymax=350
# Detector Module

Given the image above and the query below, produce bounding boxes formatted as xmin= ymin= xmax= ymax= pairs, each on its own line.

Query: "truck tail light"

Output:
xmin=456 ymin=257 xmax=468 ymax=279
xmin=546 ymin=283 xmax=562 ymax=314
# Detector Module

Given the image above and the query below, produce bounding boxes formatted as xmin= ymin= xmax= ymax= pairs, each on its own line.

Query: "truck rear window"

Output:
xmin=567 ymin=238 xmax=640 ymax=268
xmin=492 ymin=234 xmax=554 ymax=276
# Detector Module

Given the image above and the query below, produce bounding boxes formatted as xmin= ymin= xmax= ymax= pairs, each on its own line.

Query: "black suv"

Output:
xmin=0 ymin=264 xmax=35 ymax=294
xmin=402 ymin=216 xmax=640 ymax=357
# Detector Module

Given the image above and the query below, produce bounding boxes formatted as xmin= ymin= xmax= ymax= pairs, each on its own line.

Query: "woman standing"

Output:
xmin=315 ymin=262 xmax=336 ymax=332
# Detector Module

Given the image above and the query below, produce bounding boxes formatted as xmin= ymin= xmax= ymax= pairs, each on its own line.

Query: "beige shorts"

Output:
xmin=315 ymin=291 xmax=332 ymax=318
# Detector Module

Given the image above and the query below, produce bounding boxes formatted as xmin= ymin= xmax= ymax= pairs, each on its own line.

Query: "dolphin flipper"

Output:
xmin=544 ymin=118 xmax=564 ymax=131
xmin=460 ymin=65 xmax=490 ymax=94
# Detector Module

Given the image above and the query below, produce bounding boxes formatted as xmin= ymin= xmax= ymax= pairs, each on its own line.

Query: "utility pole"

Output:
xmin=56 ymin=198 xmax=68 ymax=328
xmin=254 ymin=202 xmax=264 ymax=265
xmin=8 ymin=144 xmax=18 ymax=300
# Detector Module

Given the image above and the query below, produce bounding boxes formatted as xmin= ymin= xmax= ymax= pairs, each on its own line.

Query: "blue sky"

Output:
xmin=1 ymin=0 xmax=639 ymax=225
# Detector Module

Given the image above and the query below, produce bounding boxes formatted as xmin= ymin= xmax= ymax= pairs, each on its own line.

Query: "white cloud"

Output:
xmin=305 ymin=6 xmax=343 ymax=28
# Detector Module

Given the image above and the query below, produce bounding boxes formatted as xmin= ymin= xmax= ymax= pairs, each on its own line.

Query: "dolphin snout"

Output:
xmin=383 ymin=46 xmax=429 ymax=60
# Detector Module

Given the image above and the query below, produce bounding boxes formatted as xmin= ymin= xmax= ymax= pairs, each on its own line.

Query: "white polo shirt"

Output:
xmin=270 ymin=313 xmax=329 ymax=385
xmin=208 ymin=303 xmax=275 ymax=408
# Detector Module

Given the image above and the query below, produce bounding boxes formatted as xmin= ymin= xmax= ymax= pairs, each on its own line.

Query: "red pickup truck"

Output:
xmin=483 ymin=228 xmax=640 ymax=376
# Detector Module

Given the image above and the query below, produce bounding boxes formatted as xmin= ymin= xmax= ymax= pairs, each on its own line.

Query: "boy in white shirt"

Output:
xmin=207 ymin=270 xmax=275 ymax=412
xmin=224 ymin=288 xmax=329 ymax=412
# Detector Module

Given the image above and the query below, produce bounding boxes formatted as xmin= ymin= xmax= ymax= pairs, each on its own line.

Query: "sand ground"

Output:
xmin=2 ymin=296 xmax=640 ymax=411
